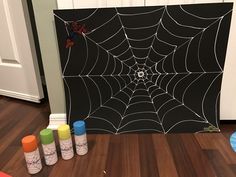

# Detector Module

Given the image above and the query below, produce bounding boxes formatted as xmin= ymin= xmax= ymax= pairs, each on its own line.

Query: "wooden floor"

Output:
xmin=1 ymin=96 xmax=236 ymax=177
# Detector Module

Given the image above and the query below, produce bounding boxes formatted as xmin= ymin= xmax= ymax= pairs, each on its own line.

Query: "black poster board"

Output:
xmin=54 ymin=3 xmax=233 ymax=133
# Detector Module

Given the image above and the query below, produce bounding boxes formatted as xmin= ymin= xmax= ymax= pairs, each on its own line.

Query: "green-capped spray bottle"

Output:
xmin=40 ymin=129 xmax=58 ymax=165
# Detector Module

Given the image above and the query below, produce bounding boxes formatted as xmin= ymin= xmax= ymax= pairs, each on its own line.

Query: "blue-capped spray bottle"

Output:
xmin=73 ymin=121 xmax=88 ymax=155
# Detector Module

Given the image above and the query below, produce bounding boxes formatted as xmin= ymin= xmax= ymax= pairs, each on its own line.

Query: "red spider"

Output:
xmin=65 ymin=22 xmax=88 ymax=48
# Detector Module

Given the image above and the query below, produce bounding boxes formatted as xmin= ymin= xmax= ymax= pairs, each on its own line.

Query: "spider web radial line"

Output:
xmin=201 ymin=73 xmax=222 ymax=122
xmin=85 ymin=80 xmax=136 ymax=120
xmin=197 ymin=31 xmax=205 ymax=72
xmin=87 ymin=45 xmax=99 ymax=75
xmin=54 ymin=13 xmax=68 ymax=23
xmin=214 ymin=17 xmax=223 ymax=71
xmin=62 ymin=47 xmax=71 ymax=75
xmin=215 ymin=91 xmax=221 ymax=128
xmin=78 ymin=34 xmax=90 ymax=75
xmin=184 ymin=39 xmax=192 ymax=73
xmin=83 ymin=33 xmax=136 ymax=72
xmin=150 ymin=71 xmax=222 ymax=75
xmin=180 ymin=73 xmax=205 ymax=103
xmin=86 ymin=76 xmax=103 ymax=106
xmin=144 ymin=7 xmax=165 ymax=66
xmin=64 ymin=22 xmax=70 ymax=35
xmin=64 ymin=78 xmax=72 ymax=123
xmin=101 ymin=52 xmax=110 ymax=75
xmin=77 ymin=74 xmax=135 ymax=77
xmin=148 ymin=80 xmax=207 ymax=122
xmin=115 ymin=8 xmax=137 ymax=62
xmin=143 ymin=81 xmax=165 ymax=133
xmin=64 ymin=74 xmax=135 ymax=82
xmin=148 ymin=16 xmax=226 ymax=74
xmin=116 ymin=82 xmax=138 ymax=134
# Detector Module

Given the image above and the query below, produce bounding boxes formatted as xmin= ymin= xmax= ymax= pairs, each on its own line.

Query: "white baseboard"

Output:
xmin=0 ymin=89 xmax=41 ymax=103
xmin=220 ymin=117 xmax=236 ymax=120
xmin=48 ymin=113 xmax=67 ymax=130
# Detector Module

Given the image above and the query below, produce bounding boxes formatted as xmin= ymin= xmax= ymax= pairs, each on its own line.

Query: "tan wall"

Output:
xmin=32 ymin=0 xmax=236 ymax=120
xmin=32 ymin=0 xmax=66 ymax=114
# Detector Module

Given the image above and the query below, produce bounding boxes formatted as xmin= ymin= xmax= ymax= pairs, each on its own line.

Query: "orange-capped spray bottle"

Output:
xmin=21 ymin=135 xmax=42 ymax=174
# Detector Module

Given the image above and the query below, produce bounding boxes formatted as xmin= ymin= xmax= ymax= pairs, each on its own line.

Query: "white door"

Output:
xmin=0 ymin=0 xmax=43 ymax=103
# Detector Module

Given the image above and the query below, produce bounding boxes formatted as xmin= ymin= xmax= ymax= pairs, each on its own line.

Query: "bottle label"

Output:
xmin=75 ymin=134 xmax=88 ymax=155
xmin=59 ymin=138 xmax=74 ymax=160
xmin=24 ymin=148 xmax=42 ymax=174
xmin=42 ymin=142 xmax=58 ymax=165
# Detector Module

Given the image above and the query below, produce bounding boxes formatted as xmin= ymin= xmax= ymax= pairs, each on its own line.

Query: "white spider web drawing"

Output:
xmin=54 ymin=3 xmax=232 ymax=134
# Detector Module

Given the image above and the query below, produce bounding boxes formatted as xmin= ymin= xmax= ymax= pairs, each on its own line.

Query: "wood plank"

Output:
xmin=229 ymin=164 xmax=236 ymax=174
xmin=152 ymin=134 xmax=179 ymax=177
xmin=85 ymin=134 xmax=110 ymax=177
xmin=195 ymin=133 xmax=236 ymax=164
xmin=48 ymin=156 xmax=76 ymax=177
xmin=205 ymin=150 xmax=236 ymax=177
xmin=0 ymin=110 xmax=49 ymax=170
xmin=105 ymin=134 xmax=141 ymax=177
xmin=0 ymin=101 xmax=22 ymax=126
xmin=104 ymin=134 xmax=122 ymax=177
xmin=1 ymin=114 xmax=51 ymax=177
xmin=221 ymin=124 xmax=236 ymax=140
xmin=121 ymin=134 xmax=141 ymax=177
xmin=167 ymin=134 xmax=197 ymax=177
xmin=0 ymin=96 xmax=11 ymax=112
xmin=0 ymin=109 xmax=48 ymax=155
xmin=195 ymin=133 xmax=221 ymax=149
xmin=139 ymin=134 xmax=159 ymax=177
xmin=1 ymin=98 xmax=236 ymax=177
xmin=181 ymin=134 xmax=217 ymax=177
xmin=71 ymin=134 xmax=110 ymax=177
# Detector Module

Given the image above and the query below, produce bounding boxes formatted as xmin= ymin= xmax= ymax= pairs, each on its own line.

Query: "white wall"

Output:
xmin=221 ymin=0 xmax=236 ymax=119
